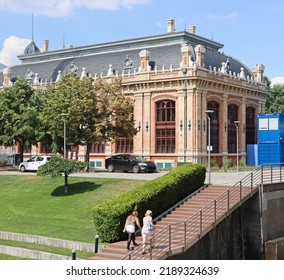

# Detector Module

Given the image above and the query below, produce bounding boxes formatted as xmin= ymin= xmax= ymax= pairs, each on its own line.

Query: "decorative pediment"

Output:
xmin=123 ymin=55 xmax=134 ymax=69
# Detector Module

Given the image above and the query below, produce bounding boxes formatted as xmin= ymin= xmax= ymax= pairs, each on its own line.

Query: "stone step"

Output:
xmin=91 ymin=183 xmax=239 ymax=260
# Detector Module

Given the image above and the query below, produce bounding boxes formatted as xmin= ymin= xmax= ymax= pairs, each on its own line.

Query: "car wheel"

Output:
xmin=20 ymin=165 xmax=26 ymax=172
xmin=107 ymin=165 xmax=114 ymax=172
xmin=133 ymin=165 xmax=140 ymax=173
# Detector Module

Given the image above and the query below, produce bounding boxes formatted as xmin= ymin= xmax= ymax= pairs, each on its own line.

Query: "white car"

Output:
xmin=19 ymin=155 xmax=53 ymax=172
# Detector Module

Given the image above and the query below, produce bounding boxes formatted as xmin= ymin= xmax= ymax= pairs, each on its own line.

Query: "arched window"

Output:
xmin=156 ymin=100 xmax=176 ymax=153
xmin=228 ymin=104 xmax=239 ymax=153
xmin=207 ymin=101 xmax=219 ymax=153
xmin=246 ymin=107 xmax=256 ymax=145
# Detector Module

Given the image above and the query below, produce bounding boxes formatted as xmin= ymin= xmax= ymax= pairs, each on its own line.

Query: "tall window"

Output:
xmin=156 ymin=100 xmax=176 ymax=153
xmin=115 ymin=137 xmax=133 ymax=153
xmin=207 ymin=101 xmax=219 ymax=153
xmin=42 ymin=144 xmax=52 ymax=154
xmin=24 ymin=145 xmax=31 ymax=153
xmin=228 ymin=104 xmax=239 ymax=153
xmin=246 ymin=107 xmax=256 ymax=145
xmin=91 ymin=143 xmax=105 ymax=153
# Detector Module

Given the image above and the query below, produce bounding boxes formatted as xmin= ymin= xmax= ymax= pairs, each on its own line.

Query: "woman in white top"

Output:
xmin=124 ymin=211 xmax=141 ymax=251
xmin=141 ymin=210 xmax=155 ymax=254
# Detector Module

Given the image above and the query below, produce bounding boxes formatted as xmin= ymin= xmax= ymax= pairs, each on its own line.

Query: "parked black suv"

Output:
xmin=105 ymin=154 xmax=156 ymax=173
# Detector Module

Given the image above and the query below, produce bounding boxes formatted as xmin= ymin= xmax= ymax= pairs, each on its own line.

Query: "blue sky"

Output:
xmin=0 ymin=0 xmax=283 ymax=82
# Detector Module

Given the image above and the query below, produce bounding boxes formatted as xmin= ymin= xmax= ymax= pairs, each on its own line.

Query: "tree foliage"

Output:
xmin=266 ymin=83 xmax=284 ymax=113
xmin=37 ymin=156 xmax=87 ymax=195
xmin=0 ymin=78 xmax=44 ymax=162
xmin=41 ymin=73 xmax=137 ymax=166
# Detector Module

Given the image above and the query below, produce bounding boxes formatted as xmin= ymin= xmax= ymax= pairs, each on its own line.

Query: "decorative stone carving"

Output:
xmin=25 ymin=68 xmax=34 ymax=80
xmin=80 ymin=67 xmax=87 ymax=79
xmin=123 ymin=55 xmax=134 ymax=69
xmin=240 ymin=67 xmax=245 ymax=79
xmin=180 ymin=43 xmax=194 ymax=68
xmin=107 ymin=64 xmax=114 ymax=76
xmin=56 ymin=70 xmax=62 ymax=82
xmin=138 ymin=50 xmax=151 ymax=72
xmin=194 ymin=44 xmax=205 ymax=68
xmin=69 ymin=62 xmax=78 ymax=73
xmin=33 ymin=73 xmax=39 ymax=84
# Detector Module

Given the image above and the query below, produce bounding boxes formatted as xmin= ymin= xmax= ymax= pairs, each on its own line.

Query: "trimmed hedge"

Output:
xmin=92 ymin=163 xmax=206 ymax=242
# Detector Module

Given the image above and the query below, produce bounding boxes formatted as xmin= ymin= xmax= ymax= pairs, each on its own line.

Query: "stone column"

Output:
xmin=143 ymin=91 xmax=152 ymax=157
xmin=177 ymin=88 xmax=185 ymax=162
xmin=194 ymin=89 xmax=204 ymax=163
xmin=186 ymin=88 xmax=194 ymax=162
xmin=133 ymin=92 xmax=144 ymax=155
xmin=222 ymin=94 xmax=228 ymax=155
xmin=241 ymin=97 xmax=247 ymax=158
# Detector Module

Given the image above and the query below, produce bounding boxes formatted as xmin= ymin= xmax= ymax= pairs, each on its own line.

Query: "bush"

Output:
xmin=0 ymin=159 xmax=8 ymax=166
xmin=92 ymin=163 xmax=206 ymax=242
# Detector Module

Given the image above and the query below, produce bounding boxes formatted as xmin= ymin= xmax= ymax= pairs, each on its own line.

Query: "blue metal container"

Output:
xmin=257 ymin=113 xmax=284 ymax=165
xmin=258 ymin=113 xmax=284 ymax=144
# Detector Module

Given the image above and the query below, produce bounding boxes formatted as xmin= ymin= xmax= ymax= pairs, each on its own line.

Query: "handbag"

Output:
xmin=147 ymin=221 xmax=154 ymax=231
xmin=126 ymin=224 xmax=135 ymax=233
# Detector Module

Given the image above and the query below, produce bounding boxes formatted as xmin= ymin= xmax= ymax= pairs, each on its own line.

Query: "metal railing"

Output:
xmin=122 ymin=164 xmax=284 ymax=260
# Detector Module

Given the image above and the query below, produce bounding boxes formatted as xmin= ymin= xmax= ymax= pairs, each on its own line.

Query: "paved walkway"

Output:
xmin=0 ymin=166 xmax=252 ymax=185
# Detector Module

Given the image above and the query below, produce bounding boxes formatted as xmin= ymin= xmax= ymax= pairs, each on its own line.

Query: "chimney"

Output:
xmin=42 ymin=40 xmax=49 ymax=52
xmin=189 ymin=25 xmax=196 ymax=34
xmin=167 ymin=19 xmax=175 ymax=33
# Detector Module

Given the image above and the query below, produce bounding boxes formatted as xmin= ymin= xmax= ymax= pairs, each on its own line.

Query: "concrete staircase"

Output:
xmin=90 ymin=184 xmax=234 ymax=260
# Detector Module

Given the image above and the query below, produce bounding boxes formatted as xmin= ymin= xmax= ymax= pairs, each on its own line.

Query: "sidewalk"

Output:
xmin=206 ymin=171 xmax=252 ymax=186
xmin=0 ymin=165 xmax=253 ymax=186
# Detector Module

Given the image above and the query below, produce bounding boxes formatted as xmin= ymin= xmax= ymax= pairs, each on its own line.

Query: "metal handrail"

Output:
xmin=122 ymin=164 xmax=284 ymax=260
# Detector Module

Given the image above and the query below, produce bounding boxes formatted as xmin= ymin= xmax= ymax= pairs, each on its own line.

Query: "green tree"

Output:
xmin=41 ymin=73 xmax=137 ymax=169
xmin=0 ymin=78 xmax=44 ymax=163
xmin=266 ymin=83 xmax=284 ymax=113
xmin=37 ymin=156 xmax=87 ymax=195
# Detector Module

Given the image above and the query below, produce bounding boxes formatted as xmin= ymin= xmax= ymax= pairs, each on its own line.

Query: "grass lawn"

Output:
xmin=0 ymin=175 xmax=144 ymax=243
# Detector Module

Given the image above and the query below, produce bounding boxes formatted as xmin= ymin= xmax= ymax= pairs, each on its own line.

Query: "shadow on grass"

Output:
xmin=51 ymin=181 xmax=101 ymax=196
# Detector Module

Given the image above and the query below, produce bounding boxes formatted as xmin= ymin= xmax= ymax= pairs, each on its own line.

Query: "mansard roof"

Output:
xmin=0 ymin=30 xmax=252 ymax=85
xmin=23 ymin=40 xmax=41 ymax=55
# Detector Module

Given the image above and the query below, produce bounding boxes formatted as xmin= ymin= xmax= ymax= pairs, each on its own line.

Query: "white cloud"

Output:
xmin=207 ymin=12 xmax=238 ymax=20
xmin=271 ymin=76 xmax=284 ymax=87
xmin=0 ymin=36 xmax=31 ymax=67
xmin=0 ymin=0 xmax=151 ymax=17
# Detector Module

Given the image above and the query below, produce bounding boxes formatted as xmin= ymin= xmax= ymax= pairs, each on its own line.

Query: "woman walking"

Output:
xmin=141 ymin=210 xmax=155 ymax=254
xmin=124 ymin=211 xmax=141 ymax=251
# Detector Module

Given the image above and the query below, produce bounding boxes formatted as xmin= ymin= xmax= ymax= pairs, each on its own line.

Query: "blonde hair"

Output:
xmin=145 ymin=210 xmax=152 ymax=216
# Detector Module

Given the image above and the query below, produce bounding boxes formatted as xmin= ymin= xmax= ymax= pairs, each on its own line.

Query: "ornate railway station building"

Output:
xmin=0 ymin=19 xmax=267 ymax=169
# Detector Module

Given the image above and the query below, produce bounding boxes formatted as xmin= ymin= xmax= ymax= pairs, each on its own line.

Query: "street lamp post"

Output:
xmin=205 ymin=110 xmax=214 ymax=185
xmin=234 ymin=121 xmax=240 ymax=172
xmin=61 ymin=113 xmax=68 ymax=195
xmin=61 ymin=113 xmax=68 ymax=159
